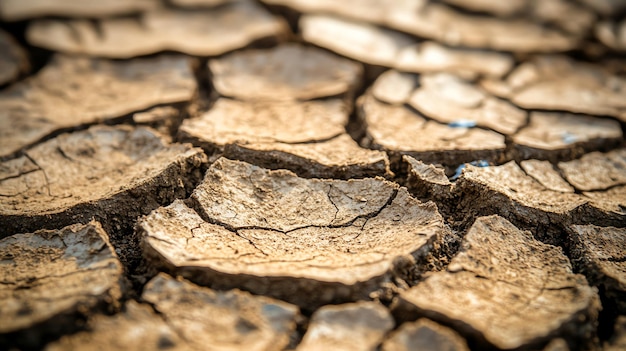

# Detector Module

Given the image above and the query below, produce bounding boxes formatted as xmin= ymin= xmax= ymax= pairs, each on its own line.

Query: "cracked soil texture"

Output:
xmin=0 ymin=0 xmax=625 ymax=350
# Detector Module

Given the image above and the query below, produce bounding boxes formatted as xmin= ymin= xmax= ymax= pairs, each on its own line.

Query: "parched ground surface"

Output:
xmin=0 ymin=1 xmax=625 ymax=350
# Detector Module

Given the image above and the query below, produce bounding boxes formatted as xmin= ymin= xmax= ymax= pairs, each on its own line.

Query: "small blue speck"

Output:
xmin=562 ymin=132 xmax=578 ymax=144
xmin=470 ymin=160 xmax=490 ymax=168
xmin=262 ymin=304 xmax=286 ymax=318
xmin=451 ymin=164 xmax=466 ymax=180
xmin=448 ymin=120 xmax=477 ymax=128
xmin=451 ymin=160 xmax=489 ymax=180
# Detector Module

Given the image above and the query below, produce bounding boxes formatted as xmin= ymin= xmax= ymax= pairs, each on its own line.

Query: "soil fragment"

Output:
xmin=567 ymin=224 xmax=626 ymax=313
xmin=141 ymin=273 xmax=300 ymax=351
xmin=382 ymin=318 xmax=470 ymax=351
xmin=393 ymin=215 xmax=600 ymax=350
xmin=0 ymin=221 xmax=123 ymax=349
xmin=0 ymin=125 xmax=207 ymax=239
xmin=26 ymin=1 xmax=286 ymax=58
xmin=209 ymin=43 xmax=362 ymax=101
xmin=297 ymin=302 xmax=393 ymax=351
xmin=0 ymin=54 xmax=195 ymax=159
xmin=140 ymin=158 xmax=449 ymax=307
xmin=512 ymin=112 xmax=622 ymax=162
xmin=179 ymin=98 xmax=390 ymax=179
xmin=358 ymin=93 xmax=506 ymax=166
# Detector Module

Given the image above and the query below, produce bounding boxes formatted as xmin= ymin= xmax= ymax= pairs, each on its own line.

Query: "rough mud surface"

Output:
xmin=382 ymin=318 xmax=470 ymax=351
xmin=1 ymin=0 xmax=625 ymax=350
xmin=358 ymin=93 xmax=507 ymax=166
xmin=300 ymin=15 xmax=514 ymax=78
xmin=567 ymin=225 xmax=626 ymax=313
xmin=0 ymin=222 xmax=123 ymax=349
xmin=0 ymin=54 xmax=196 ymax=159
xmin=0 ymin=125 xmax=207 ymax=239
xmin=452 ymin=151 xmax=626 ymax=233
xmin=481 ymin=55 xmax=626 ymax=122
xmin=26 ymin=1 xmax=286 ymax=58
xmin=48 ymin=273 xmax=299 ymax=351
xmin=139 ymin=158 xmax=448 ymax=307
xmin=179 ymin=96 xmax=390 ymax=179
xmin=394 ymin=215 xmax=600 ymax=350
xmin=209 ymin=43 xmax=362 ymax=101
xmin=263 ymin=0 xmax=580 ymax=52
xmin=298 ymin=302 xmax=394 ymax=351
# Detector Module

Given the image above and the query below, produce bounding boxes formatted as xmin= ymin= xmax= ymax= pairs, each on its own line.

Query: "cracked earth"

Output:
xmin=0 ymin=0 xmax=626 ymax=350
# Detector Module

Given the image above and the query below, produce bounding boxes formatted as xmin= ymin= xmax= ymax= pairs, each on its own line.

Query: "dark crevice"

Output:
xmin=598 ymin=256 xmax=626 ymax=263
xmin=190 ymin=56 xmax=216 ymax=115
xmin=0 ymin=20 xmax=53 ymax=79
xmin=286 ymin=312 xmax=309 ymax=351
xmin=0 ymin=167 xmax=40 ymax=182
xmin=597 ymin=285 xmax=619 ymax=342
xmin=22 ymin=152 xmax=51 ymax=196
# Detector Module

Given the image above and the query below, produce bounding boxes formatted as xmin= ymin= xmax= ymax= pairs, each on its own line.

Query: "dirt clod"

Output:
xmin=0 ymin=125 xmax=207 ymax=243
xmin=0 ymin=221 xmax=123 ymax=349
xmin=382 ymin=318 xmax=470 ymax=351
xmin=567 ymin=225 xmax=626 ymax=313
xmin=359 ymin=93 xmax=506 ymax=167
xmin=142 ymin=273 xmax=300 ymax=351
xmin=45 ymin=301 xmax=184 ymax=351
xmin=298 ymin=302 xmax=394 ymax=351
xmin=393 ymin=215 xmax=600 ymax=350
xmin=26 ymin=1 xmax=286 ymax=58
xmin=209 ymin=43 xmax=362 ymax=101
xmin=140 ymin=158 xmax=449 ymax=307
xmin=0 ymin=54 xmax=196 ymax=158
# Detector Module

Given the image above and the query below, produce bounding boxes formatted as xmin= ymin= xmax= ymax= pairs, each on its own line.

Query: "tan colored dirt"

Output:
xmin=394 ymin=215 xmax=600 ymax=350
xmin=140 ymin=158 xmax=449 ymax=307
xmin=0 ymin=54 xmax=196 ymax=158
xmin=0 ymin=222 xmax=122 ymax=341
xmin=26 ymin=1 xmax=286 ymax=58
xmin=0 ymin=125 xmax=207 ymax=238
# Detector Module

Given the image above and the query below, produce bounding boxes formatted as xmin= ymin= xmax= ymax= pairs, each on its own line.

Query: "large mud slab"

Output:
xmin=179 ymin=98 xmax=390 ymax=179
xmin=209 ymin=43 xmax=362 ymax=101
xmin=393 ymin=215 xmax=600 ymax=350
xmin=0 ymin=125 xmax=207 ymax=238
xmin=0 ymin=54 xmax=196 ymax=159
xmin=263 ymin=0 xmax=581 ymax=52
xmin=140 ymin=158 xmax=449 ymax=307
xmin=26 ymin=1 xmax=286 ymax=58
xmin=47 ymin=273 xmax=299 ymax=351
xmin=567 ymin=225 xmax=626 ymax=313
xmin=0 ymin=222 xmax=123 ymax=349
